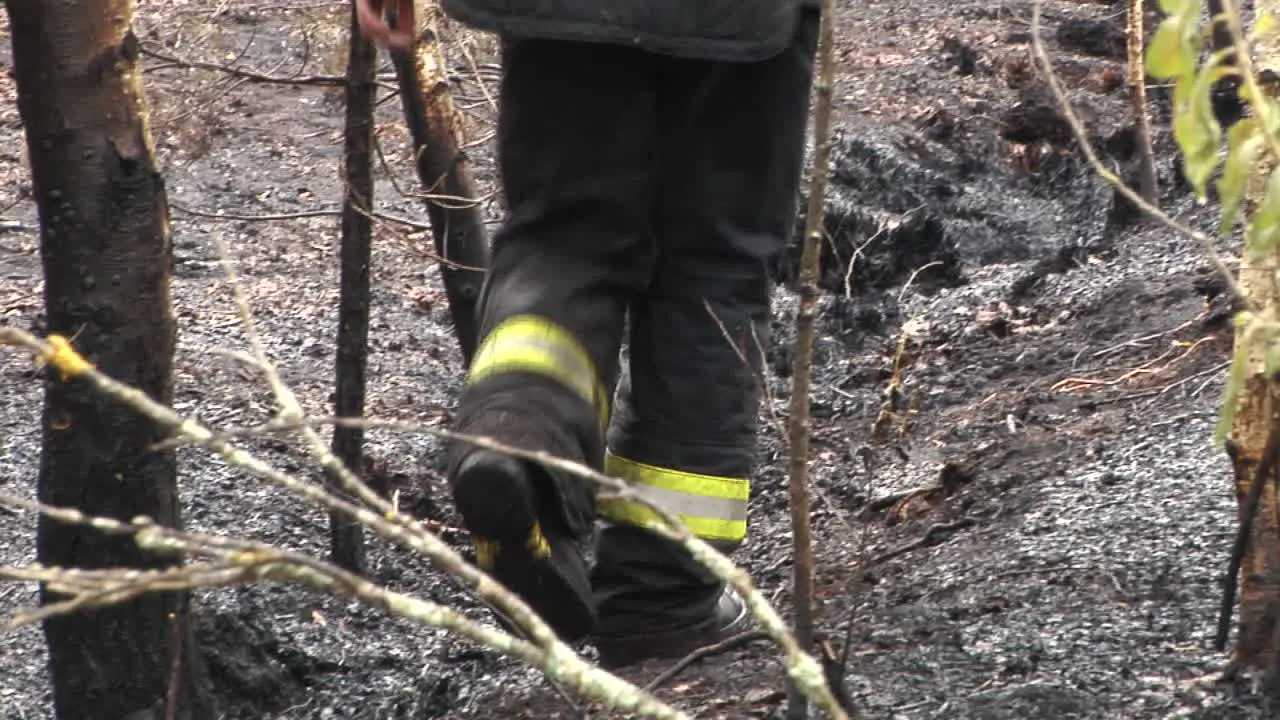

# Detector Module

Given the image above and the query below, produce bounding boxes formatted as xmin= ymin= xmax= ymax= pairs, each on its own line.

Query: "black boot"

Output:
xmin=594 ymin=586 xmax=751 ymax=668
xmin=590 ymin=522 xmax=752 ymax=667
xmin=452 ymin=448 xmax=596 ymax=643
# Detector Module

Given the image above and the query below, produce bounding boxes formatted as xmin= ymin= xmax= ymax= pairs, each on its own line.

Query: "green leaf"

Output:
xmin=1248 ymin=166 xmax=1280 ymax=258
xmin=1218 ymin=119 xmax=1262 ymax=236
xmin=1147 ymin=19 xmax=1195 ymax=81
xmin=1157 ymin=0 xmax=1191 ymax=15
xmin=1173 ymin=62 xmax=1224 ymax=197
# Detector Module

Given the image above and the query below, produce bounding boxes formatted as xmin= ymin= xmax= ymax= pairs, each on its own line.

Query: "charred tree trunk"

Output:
xmin=391 ymin=4 xmax=489 ymax=365
xmin=3 ymin=1 xmax=212 ymax=718
xmin=328 ymin=0 xmax=379 ymax=575
xmin=1126 ymin=0 xmax=1158 ymax=203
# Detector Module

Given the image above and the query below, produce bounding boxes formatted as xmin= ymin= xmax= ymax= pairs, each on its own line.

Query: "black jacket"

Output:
xmin=440 ymin=0 xmax=812 ymax=62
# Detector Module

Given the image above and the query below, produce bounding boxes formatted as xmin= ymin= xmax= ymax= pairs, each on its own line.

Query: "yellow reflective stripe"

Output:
xmin=597 ymin=498 xmax=748 ymax=542
xmin=468 ymin=315 xmax=609 ymax=428
xmin=606 ymin=455 xmax=750 ymax=501
xmin=600 ymin=454 xmax=749 ymax=542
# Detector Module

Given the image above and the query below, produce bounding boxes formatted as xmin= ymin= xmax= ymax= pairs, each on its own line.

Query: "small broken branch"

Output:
xmin=869 ymin=518 xmax=977 ymax=566
xmin=643 ymin=630 xmax=770 ymax=693
xmin=141 ymin=45 xmax=349 ymax=86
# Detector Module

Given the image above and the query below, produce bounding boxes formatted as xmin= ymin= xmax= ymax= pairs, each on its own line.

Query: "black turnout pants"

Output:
xmin=453 ymin=8 xmax=819 ymax=630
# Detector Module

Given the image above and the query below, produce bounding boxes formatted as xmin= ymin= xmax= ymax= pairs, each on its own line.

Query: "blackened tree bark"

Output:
xmin=1125 ymin=0 xmax=1158 ymax=204
xmin=329 ymin=0 xmax=379 ymax=574
xmin=4 ymin=1 xmax=213 ymax=717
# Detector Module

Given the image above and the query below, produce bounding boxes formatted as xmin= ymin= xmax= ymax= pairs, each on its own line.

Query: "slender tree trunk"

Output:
xmin=328 ymin=0 xmax=379 ymax=575
xmin=786 ymin=0 xmax=838 ymax=717
xmin=1126 ymin=0 xmax=1159 ymax=203
xmin=3 ymin=1 xmax=212 ymax=717
xmin=1230 ymin=0 xmax=1280 ymax=678
xmin=391 ymin=3 xmax=489 ymax=365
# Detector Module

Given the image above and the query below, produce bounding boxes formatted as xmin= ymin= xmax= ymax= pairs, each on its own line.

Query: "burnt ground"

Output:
xmin=0 ymin=0 xmax=1269 ymax=718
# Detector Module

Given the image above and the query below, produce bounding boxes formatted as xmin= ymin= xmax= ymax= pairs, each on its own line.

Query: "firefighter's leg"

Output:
xmin=448 ymin=36 xmax=660 ymax=643
xmin=592 ymin=7 xmax=820 ymax=666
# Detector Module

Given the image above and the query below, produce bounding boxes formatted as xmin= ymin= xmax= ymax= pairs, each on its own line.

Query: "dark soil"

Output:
xmin=0 ymin=0 xmax=1268 ymax=718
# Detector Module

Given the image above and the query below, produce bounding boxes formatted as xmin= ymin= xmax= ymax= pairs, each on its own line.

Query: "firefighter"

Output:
xmin=356 ymin=0 xmax=819 ymax=668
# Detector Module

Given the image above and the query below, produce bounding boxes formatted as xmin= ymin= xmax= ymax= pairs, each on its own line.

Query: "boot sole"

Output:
xmin=453 ymin=449 xmax=595 ymax=643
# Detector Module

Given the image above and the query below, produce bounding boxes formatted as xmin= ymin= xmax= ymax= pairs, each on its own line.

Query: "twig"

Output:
xmin=141 ymin=45 xmax=348 ymax=87
xmin=164 ymin=609 xmax=184 ymax=720
xmin=170 ymin=202 xmax=342 ymax=222
xmin=1050 ymin=336 xmax=1216 ymax=392
xmin=643 ymin=630 xmax=770 ymax=693
xmin=869 ymin=518 xmax=976 ymax=566
xmin=167 ymin=201 xmax=487 ymax=271
xmin=170 ymin=200 xmax=483 ymax=224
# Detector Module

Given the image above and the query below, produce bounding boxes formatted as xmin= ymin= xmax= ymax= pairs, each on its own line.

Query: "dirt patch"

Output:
xmin=0 ymin=0 xmax=1270 ymax=718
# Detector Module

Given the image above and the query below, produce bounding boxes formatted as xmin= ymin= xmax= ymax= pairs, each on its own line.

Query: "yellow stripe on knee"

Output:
xmin=468 ymin=314 xmax=611 ymax=429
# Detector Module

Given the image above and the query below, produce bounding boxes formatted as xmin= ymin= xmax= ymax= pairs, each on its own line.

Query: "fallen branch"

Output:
xmin=0 ymin=496 xmax=688 ymax=719
xmin=141 ymin=45 xmax=349 ymax=87
xmin=643 ymin=630 xmax=770 ymax=693
xmin=869 ymin=518 xmax=977 ymax=566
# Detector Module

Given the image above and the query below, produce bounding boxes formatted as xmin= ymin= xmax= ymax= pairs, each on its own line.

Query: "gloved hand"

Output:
xmin=354 ymin=0 xmax=415 ymax=54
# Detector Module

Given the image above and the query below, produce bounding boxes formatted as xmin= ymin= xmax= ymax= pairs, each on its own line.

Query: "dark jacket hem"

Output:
xmin=441 ymin=0 xmax=801 ymax=62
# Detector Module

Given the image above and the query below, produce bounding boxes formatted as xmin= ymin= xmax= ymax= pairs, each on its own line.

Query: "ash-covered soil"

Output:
xmin=0 ymin=0 xmax=1268 ymax=718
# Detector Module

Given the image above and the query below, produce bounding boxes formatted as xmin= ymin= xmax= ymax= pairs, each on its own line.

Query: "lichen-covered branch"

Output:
xmin=1 ymin=325 xmax=847 ymax=718
xmin=0 ymin=494 xmax=690 ymax=719
xmin=2 ymin=325 xmax=566 ymax=653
